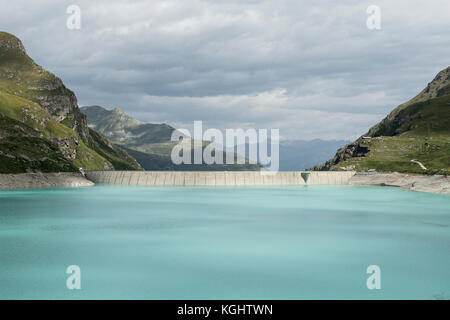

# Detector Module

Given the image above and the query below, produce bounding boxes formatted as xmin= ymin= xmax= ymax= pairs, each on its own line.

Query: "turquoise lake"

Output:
xmin=0 ymin=185 xmax=449 ymax=300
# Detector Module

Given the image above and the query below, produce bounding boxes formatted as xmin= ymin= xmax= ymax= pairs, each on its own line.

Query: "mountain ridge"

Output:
xmin=81 ymin=105 xmax=261 ymax=171
xmin=81 ymin=105 xmax=176 ymax=145
xmin=313 ymin=66 xmax=450 ymax=174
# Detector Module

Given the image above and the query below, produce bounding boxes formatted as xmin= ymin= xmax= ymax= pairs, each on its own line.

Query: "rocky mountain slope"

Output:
xmin=313 ymin=66 xmax=450 ymax=174
xmin=0 ymin=31 xmax=142 ymax=173
xmin=81 ymin=105 xmax=260 ymax=171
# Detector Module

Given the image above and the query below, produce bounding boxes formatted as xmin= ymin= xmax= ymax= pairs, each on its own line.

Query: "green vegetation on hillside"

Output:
xmin=0 ymin=137 xmax=77 ymax=173
xmin=87 ymin=128 xmax=143 ymax=171
xmin=327 ymin=134 xmax=449 ymax=174
xmin=0 ymin=115 xmax=77 ymax=173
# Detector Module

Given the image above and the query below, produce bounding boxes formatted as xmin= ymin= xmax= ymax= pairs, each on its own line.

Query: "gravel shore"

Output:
xmin=0 ymin=172 xmax=94 ymax=190
xmin=350 ymin=172 xmax=450 ymax=195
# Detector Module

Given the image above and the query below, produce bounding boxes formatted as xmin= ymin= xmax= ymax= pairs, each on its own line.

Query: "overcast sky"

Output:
xmin=1 ymin=0 xmax=449 ymax=140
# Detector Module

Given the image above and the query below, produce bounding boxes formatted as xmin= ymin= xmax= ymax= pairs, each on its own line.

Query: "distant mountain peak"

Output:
xmin=113 ymin=107 xmax=125 ymax=114
xmin=81 ymin=105 xmax=167 ymax=143
xmin=82 ymin=106 xmax=261 ymax=171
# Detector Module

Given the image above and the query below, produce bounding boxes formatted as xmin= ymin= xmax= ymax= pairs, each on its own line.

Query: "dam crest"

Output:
xmin=85 ymin=171 xmax=356 ymax=186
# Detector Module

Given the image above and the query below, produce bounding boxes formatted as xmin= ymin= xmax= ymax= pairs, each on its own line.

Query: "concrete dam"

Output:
xmin=85 ymin=171 xmax=356 ymax=186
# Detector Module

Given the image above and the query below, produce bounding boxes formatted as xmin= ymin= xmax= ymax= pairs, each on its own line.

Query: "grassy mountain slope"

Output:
xmin=313 ymin=67 xmax=450 ymax=174
xmin=0 ymin=114 xmax=77 ymax=173
xmin=86 ymin=128 xmax=144 ymax=170
xmin=0 ymin=31 xmax=142 ymax=173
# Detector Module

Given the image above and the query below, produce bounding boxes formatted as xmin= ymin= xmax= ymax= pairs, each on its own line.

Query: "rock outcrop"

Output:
xmin=312 ymin=142 xmax=369 ymax=171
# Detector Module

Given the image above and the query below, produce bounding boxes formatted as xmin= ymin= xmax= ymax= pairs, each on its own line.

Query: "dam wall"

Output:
xmin=85 ymin=171 xmax=356 ymax=186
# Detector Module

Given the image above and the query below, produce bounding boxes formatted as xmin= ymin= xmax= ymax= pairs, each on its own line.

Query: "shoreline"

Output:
xmin=0 ymin=172 xmax=94 ymax=190
xmin=349 ymin=172 xmax=449 ymax=195
xmin=0 ymin=171 xmax=448 ymax=194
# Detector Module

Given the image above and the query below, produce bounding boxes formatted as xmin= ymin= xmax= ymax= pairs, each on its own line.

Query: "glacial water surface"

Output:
xmin=0 ymin=185 xmax=449 ymax=299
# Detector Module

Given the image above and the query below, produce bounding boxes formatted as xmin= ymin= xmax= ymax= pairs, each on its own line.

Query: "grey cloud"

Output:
xmin=1 ymin=0 xmax=449 ymax=139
